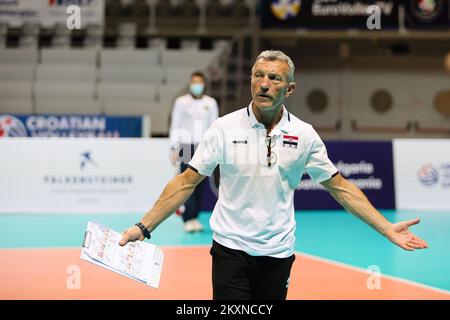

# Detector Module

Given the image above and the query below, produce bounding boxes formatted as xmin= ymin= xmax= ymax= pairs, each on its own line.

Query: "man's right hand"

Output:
xmin=119 ymin=225 xmax=144 ymax=246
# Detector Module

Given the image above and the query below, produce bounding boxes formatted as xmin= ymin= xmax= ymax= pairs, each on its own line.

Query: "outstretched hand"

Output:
xmin=385 ymin=218 xmax=428 ymax=251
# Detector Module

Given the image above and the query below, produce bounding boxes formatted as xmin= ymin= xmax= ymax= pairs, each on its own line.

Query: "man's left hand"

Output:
xmin=384 ymin=218 xmax=429 ymax=251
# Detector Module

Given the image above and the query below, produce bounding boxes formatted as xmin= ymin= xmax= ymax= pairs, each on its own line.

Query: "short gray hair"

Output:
xmin=254 ymin=50 xmax=295 ymax=82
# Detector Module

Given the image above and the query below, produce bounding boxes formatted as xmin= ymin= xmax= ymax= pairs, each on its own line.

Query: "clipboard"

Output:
xmin=80 ymin=221 xmax=163 ymax=288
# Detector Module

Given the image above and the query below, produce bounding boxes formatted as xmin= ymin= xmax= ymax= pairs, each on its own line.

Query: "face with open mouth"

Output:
xmin=251 ymin=59 xmax=295 ymax=111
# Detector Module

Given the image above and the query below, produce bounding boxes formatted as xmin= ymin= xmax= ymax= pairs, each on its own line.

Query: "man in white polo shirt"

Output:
xmin=120 ymin=50 xmax=428 ymax=300
xmin=169 ymin=71 xmax=219 ymax=233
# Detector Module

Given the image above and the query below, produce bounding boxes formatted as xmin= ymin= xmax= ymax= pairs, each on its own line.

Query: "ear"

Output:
xmin=285 ymin=82 xmax=296 ymax=98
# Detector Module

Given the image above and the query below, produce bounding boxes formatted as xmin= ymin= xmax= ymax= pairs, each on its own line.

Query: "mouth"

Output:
xmin=257 ymin=93 xmax=273 ymax=100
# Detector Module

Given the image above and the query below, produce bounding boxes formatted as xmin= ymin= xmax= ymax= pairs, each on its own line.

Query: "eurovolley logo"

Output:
xmin=0 ymin=115 xmax=27 ymax=138
xmin=271 ymin=0 xmax=301 ymax=21
xmin=418 ymin=163 xmax=439 ymax=186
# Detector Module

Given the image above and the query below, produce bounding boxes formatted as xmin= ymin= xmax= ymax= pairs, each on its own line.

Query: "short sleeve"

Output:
xmin=304 ymin=127 xmax=338 ymax=184
xmin=188 ymin=119 xmax=223 ymax=176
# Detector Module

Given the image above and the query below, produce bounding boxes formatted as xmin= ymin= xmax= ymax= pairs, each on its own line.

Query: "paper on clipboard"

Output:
xmin=80 ymin=221 xmax=163 ymax=288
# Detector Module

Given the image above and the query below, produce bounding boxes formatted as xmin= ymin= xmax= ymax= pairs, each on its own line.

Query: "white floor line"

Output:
xmin=296 ymin=250 xmax=450 ymax=296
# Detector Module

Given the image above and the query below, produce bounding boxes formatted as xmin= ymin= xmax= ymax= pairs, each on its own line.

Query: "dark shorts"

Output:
xmin=210 ymin=240 xmax=295 ymax=300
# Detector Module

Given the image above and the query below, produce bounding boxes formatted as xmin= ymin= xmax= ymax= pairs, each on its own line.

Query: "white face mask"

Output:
xmin=190 ymin=83 xmax=205 ymax=97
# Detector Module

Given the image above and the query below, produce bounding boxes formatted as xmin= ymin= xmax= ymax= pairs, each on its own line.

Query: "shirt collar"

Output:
xmin=246 ymin=101 xmax=291 ymax=135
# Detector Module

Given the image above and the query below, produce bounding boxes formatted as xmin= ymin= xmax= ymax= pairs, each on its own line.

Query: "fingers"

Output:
xmin=119 ymin=227 xmax=145 ymax=246
xmin=408 ymin=232 xmax=429 ymax=248
xmin=406 ymin=242 xmax=423 ymax=250
xmin=401 ymin=243 xmax=414 ymax=251
xmin=403 ymin=237 xmax=428 ymax=250
xmin=405 ymin=218 xmax=421 ymax=227
xmin=119 ymin=231 xmax=129 ymax=246
xmin=412 ymin=235 xmax=428 ymax=247
xmin=409 ymin=238 xmax=428 ymax=249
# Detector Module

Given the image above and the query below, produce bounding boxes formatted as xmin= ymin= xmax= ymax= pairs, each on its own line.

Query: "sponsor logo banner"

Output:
xmin=0 ymin=0 xmax=104 ymax=26
xmin=0 ymin=138 xmax=173 ymax=213
xmin=0 ymin=114 xmax=143 ymax=138
xmin=295 ymin=141 xmax=396 ymax=210
xmin=394 ymin=139 xmax=450 ymax=210
xmin=0 ymin=0 xmax=40 ymax=25
xmin=44 ymin=0 xmax=104 ymax=27
xmin=261 ymin=0 xmax=399 ymax=29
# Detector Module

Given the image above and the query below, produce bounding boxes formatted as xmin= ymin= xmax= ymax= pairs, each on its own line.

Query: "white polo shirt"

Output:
xmin=188 ymin=102 xmax=338 ymax=258
xmin=169 ymin=93 xmax=219 ymax=148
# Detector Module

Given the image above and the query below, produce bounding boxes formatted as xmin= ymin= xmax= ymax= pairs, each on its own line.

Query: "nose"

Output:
xmin=260 ymin=76 xmax=270 ymax=90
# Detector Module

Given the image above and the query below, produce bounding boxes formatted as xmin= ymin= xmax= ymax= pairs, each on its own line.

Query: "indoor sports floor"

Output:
xmin=1 ymin=210 xmax=450 ymax=300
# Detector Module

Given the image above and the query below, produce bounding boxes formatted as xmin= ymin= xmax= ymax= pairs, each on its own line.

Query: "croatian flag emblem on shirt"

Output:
xmin=282 ymin=135 xmax=298 ymax=148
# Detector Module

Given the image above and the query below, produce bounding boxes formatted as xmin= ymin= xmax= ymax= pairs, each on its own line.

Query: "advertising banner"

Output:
xmin=0 ymin=0 xmax=41 ymax=26
xmin=10 ymin=139 xmax=448 ymax=214
xmin=261 ymin=0 xmax=399 ymax=30
xmin=394 ymin=139 xmax=450 ymax=210
xmin=295 ymin=141 xmax=396 ymax=210
xmin=0 ymin=0 xmax=104 ymax=26
xmin=43 ymin=0 xmax=104 ymax=27
xmin=0 ymin=138 xmax=173 ymax=213
xmin=0 ymin=114 xmax=145 ymax=138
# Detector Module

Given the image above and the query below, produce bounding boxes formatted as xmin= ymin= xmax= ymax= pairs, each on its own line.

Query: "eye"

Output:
xmin=269 ymin=74 xmax=281 ymax=82
xmin=269 ymin=77 xmax=281 ymax=82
